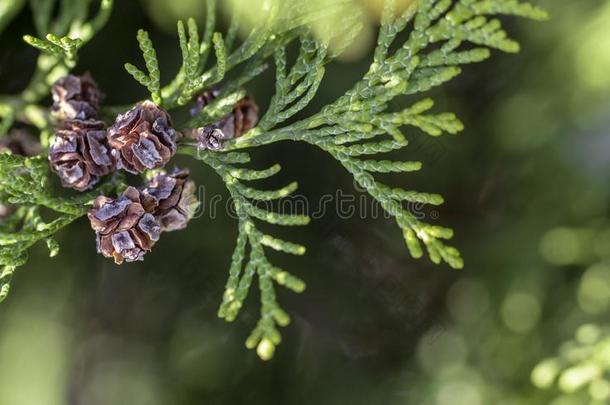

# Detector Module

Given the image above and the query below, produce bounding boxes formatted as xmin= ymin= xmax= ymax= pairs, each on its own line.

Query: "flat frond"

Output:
xmin=181 ymin=145 xmax=308 ymax=360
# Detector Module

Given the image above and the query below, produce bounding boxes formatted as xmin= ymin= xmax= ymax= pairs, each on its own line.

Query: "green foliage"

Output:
xmin=127 ymin=0 xmax=283 ymax=110
xmin=530 ymin=229 xmax=610 ymax=403
xmin=23 ymin=33 xmax=83 ymax=65
xmin=0 ymin=104 xmax=16 ymax=137
xmin=256 ymin=35 xmax=328 ymax=132
xmin=532 ymin=324 xmax=610 ymax=402
xmin=19 ymin=0 xmax=113 ymax=100
xmin=0 ymin=154 xmax=115 ymax=303
xmin=125 ymin=29 xmax=162 ymax=105
xmin=181 ymin=147 xmax=308 ymax=359
xmin=0 ymin=0 xmax=547 ymax=360
xmin=161 ymin=0 xmax=545 ymax=357
xmin=221 ymin=0 xmax=547 ymax=272
xmin=0 ymin=0 xmax=115 ymax=301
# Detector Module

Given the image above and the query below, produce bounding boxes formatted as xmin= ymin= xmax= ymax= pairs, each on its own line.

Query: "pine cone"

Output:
xmin=189 ymin=90 xmax=259 ymax=150
xmin=192 ymin=125 xmax=229 ymax=151
xmin=222 ymin=96 xmax=259 ymax=138
xmin=49 ymin=120 xmax=113 ymax=191
xmin=107 ymin=101 xmax=178 ymax=174
xmin=141 ymin=168 xmax=199 ymax=231
xmin=51 ymin=73 xmax=102 ymax=121
xmin=0 ymin=129 xmax=41 ymax=157
xmin=189 ymin=88 xmax=220 ymax=117
xmin=88 ymin=186 xmax=161 ymax=264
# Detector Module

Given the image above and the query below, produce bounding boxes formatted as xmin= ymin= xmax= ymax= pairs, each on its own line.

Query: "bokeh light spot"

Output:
xmin=574 ymin=3 xmax=610 ymax=91
xmin=446 ymin=278 xmax=490 ymax=324
xmin=540 ymin=228 xmax=582 ymax=266
xmin=531 ymin=358 xmax=561 ymax=389
xmin=417 ymin=328 xmax=467 ymax=376
xmin=436 ymin=381 xmax=482 ymax=405
xmin=578 ymin=264 xmax=610 ymax=314
xmin=500 ymin=291 xmax=541 ymax=334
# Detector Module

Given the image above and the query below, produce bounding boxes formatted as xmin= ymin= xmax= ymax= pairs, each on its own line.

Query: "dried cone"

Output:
xmin=189 ymin=88 xmax=220 ymax=117
xmin=51 ymin=73 xmax=102 ymax=121
xmin=193 ymin=125 xmax=229 ymax=151
xmin=49 ymin=120 xmax=113 ymax=191
xmin=141 ymin=169 xmax=199 ymax=231
xmin=107 ymin=101 xmax=178 ymax=174
xmin=189 ymin=90 xmax=259 ymax=150
xmin=221 ymin=96 xmax=259 ymax=138
xmin=88 ymin=186 xmax=161 ymax=264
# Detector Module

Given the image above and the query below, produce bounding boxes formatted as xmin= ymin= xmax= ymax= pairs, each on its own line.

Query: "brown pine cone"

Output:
xmin=49 ymin=119 xmax=113 ymax=191
xmin=189 ymin=90 xmax=259 ymax=149
xmin=141 ymin=168 xmax=199 ymax=231
xmin=191 ymin=125 xmax=229 ymax=151
xmin=0 ymin=129 xmax=41 ymax=157
xmin=107 ymin=101 xmax=178 ymax=174
xmin=189 ymin=88 xmax=220 ymax=117
xmin=88 ymin=186 xmax=161 ymax=264
xmin=51 ymin=73 xmax=102 ymax=121
xmin=222 ymin=96 xmax=259 ymax=138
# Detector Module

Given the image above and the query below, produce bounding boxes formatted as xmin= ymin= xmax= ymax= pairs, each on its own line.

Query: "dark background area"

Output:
xmin=1 ymin=0 xmax=609 ymax=404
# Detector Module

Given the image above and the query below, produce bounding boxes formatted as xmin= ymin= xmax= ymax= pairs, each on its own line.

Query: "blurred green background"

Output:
xmin=1 ymin=0 xmax=610 ymax=404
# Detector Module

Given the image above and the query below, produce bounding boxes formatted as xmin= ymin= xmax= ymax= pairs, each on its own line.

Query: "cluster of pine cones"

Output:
xmin=46 ymin=73 xmax=259 ymax=264
xmin=189 ymin=88 xmax=258 ymax=150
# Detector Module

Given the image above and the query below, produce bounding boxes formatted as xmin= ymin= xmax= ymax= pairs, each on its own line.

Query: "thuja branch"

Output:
xmin=180 ymin=145 xmax=307 ymax=359
xmin=191 ymin=0 xmax=548 ymax=269
xmin=20 ymin=0 xmax=114 ymax=104
xmin=169 ymin=0 xmax=547 ymax=358
xmin=0 ymin=155 xmax=118 ymax=304
xmin=0 ymin=0 xmax=547 ymax=361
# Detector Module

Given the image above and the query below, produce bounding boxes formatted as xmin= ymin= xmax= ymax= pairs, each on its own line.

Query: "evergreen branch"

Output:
xmin=258 ymin=233 xmax=306 ymax=256
xmin=0 ymin=210 xmax=79 ymax=304
xmin=23 ymin=33 xmax=83 ymax=64
xmin=0 ymin=152 xmax=118 ymax=303
xmin=199 ymin=0 xmax=217 ymax=69
xmin=161 ymin=0 xmax=218 ymax=102
xmin=356 ymin=160 xmax=422 ymax=173
xmin=257 ymin=35 xmax=328 ymax=131
xmin=161 ymin=0 xmax=281 ymax=109
xmin=234 ymin=181 xmax=299 ymax=201
xmin=229 ymin=163 xmax=281 ymax=180
xmin=19 ymin=0 xmax=114 ymax=104
xmin=0 ymin=154 xmax=117 ymax=214
xmin=218 ymin=0 xmax=547 ymax=269
xmin=243 ymin=201 xmax=309 ymax=226
xmin=0 ymin=266 xmax=18 ymax=303
xmin=0 ymin=103 xmax=16 ymax=137
xmin=213 ymin=151 xmax=252 ymax=164
xmin=180 ymin=146 xmax=307 ymax=360
xmin=125 ymin=29 xmax=162 ymax=105
xmin=0 ymin=0 xmax=547 ymax=362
